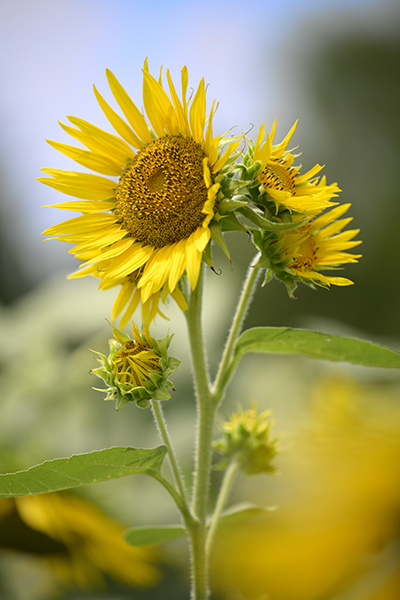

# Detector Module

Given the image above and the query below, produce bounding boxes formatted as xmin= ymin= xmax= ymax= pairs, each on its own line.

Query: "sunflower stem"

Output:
xmin=151 ymin=400 xmax=189 ymax=507
xmin=211 ymin=254 xmax=261 ymax=403
xmin=185 ymin=266 xmax=215 ymax=599
xmin=206 ymin=460 xmax=239 ymax=557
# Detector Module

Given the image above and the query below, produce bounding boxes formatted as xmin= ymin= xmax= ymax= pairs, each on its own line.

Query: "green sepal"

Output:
xmin=218 ymin=212 xmax=248 ymax=234
xmin=238 ymin=206 xmax=309 ymax=231
xmin=210 ymin=221 xmax=231 ymax=261
xmin=201 ymin=241 xmax=214 ymax=269
xmin=262 ymin=269 xmax=273 ymax=287
xmin=217 ymin=197 xmax=248 ymax=214
xmin=115 ymin=394 xmax=131 ymax=411
xmin=233 ymin=159 xmax=262 ymax=182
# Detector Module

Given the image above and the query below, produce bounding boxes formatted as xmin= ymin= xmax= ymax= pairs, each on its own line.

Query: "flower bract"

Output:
xmin=40 ymin=60 xmax=241 ymax=326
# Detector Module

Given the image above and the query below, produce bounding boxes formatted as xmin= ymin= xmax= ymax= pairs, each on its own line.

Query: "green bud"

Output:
xmin=91 ymin=322 xmax=180 ymax=411
xmin=213 ymin=403 xmax=279 ymax=476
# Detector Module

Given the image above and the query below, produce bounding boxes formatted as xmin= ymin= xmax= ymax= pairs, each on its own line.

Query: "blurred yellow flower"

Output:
xmin=40 ymin=60 xmax=240 ymax=326
xmin=210 ymin=376 xmax=400 ymax=600
xmin=0 ymin=491 xmax=159 ymax=590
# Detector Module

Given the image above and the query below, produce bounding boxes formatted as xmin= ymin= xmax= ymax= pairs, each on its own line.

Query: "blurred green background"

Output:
xmin=0 ymin=0 xmax=399 ymax=598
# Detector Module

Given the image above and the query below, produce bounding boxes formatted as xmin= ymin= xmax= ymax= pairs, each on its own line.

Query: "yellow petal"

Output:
xmin=42 ymin=213 xmax=118 ymax=236
xmin=112 ymin=279 xmax=135 ymax=320
xmin=273 ymin=120 xmax=298 ymax=158
xmin=142 ymin=69 xmax=165 ymax=138
xmin=192 ymin=226 xmax=210 ymax=252
xmin=143 ymin=70 xmax=179 ymax=135
xmin=212 ymin=140 xmax=241 ymax=173
xmin=296 ymin=163 xmax=324 ymax=184
xmin=204 ymin=99 xmax=218 ymax=158
xmin=38 ymin=176 xmax=115 ymax=201
xmin=139 ymin=247 xmax=171 ymax=301
xmin=81 ymin=238 xmax=134 ymax=266
xmin=189 ymin=78 xmax=206 ymax=144
xmin=59 ymin=120 xmax=127 ymax=164
xmin=67 ymin=116 xmax=135 ymax=159
xmin=181 ymin=66 xmax=189 ymax=122
xmin=46 ymin=140 xmax=123 ymax=176
xmin=101 ymin=244 xmax=154 ymax=285
xmin=40 ymin=168 xmax=116 ymax=190
xmin=43 ymin=200 xmax=115 ymax=213
xmin=171 ymin=287 xmax=188 ymax=312
xmin=185 ymin=238 xmax=202 ymax=289
xmin=167 ymin=240 xmax=187 ymax=291
xmin=166 ymin=69 xmax=190 ymax=135
xmin=93 ymin=84 xmax=143 ymax=150
xmin=67 ymin=263 xmax=100 ymax=280
xmin=253 ymin=124 xmax=265 ymax=164
xmin=106 ymin=69 xmax=152 ymax=144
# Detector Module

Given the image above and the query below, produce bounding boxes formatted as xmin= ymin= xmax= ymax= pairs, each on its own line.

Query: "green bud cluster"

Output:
xmin=213 ymin=404 xmax=279 ymax=476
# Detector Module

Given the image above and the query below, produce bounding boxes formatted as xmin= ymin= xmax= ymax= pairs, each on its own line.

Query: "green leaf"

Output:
xmin=0 ymin=446 xmax=167 ymax=498
xmin=124 ymin=525 xmax=186 ymax=546
xmin=124 ymin=503 xmax=275 ymax=546
xmin=217 ymin=502 xmax=276 ymax=526
xmin=233 ymin=328 xmax=400 ymax=369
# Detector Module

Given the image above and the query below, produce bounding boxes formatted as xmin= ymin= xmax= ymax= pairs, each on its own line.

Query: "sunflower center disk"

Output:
xmin=115 ymin=341 xmax=160 ymax=386
xmin=115 ymin=135 xmax=211 ymax=248
xmin=290 ymin=236 xmax=316 ymax=271
xmin=261 ymin=160 xmax=295 ymax=193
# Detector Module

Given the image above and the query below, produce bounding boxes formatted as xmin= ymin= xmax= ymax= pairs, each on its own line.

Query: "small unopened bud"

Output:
xmin=90 ymin=322 xmax=180 ymax=411
xmin=213 ymin=403 xmax=279 ymax=475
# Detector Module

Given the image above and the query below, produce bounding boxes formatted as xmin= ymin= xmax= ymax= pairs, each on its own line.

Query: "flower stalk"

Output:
xmin=206 ymin=460 xmax=239 ymax=557
xmin=151 ymin=399 xmax=188 ymax=506
xmin=212 ymin=254 xmax=261 ymax=402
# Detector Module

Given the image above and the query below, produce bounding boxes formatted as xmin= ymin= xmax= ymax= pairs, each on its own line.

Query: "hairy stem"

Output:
xmin=151 ymin=399 xmax=188 ymax=506
xmin=212 ymin=254 xmax=261 ymax=403
xmin=206 ymin=460 xmax=239 ymax=556
xmin=185 ymin=267 xmax=215 ymax=599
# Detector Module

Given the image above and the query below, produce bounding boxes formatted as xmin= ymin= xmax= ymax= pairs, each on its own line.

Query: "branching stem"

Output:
xmin=212 ymin=254 xmax=261 ymax=403
xmin=151 ymin=399 xmax=189 ymax=506
xmin=206 ymin=460 xmax=239 ymax=556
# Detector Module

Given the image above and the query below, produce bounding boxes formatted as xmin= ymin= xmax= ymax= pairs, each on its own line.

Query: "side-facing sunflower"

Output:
xmin=280 ymin=204 xmax=362 ymax=287
xmin=251 ymin=203 xmax=362 ymax=292
xmin=252 ymin=120 xmax=341 ymax=216
xmin=40 ymin=60 xmax=240 ymax=326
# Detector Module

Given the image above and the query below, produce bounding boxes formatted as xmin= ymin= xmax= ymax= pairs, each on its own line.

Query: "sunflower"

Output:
xmin=279 ymin=203 xmax=362 ymax=287
xmin=40 ymin=60 xmax=240 ymax=326
xmin=253 ymin=120 xmax=341 ymax=215
xmin=5 ymin=492 xmax=159 ymax=589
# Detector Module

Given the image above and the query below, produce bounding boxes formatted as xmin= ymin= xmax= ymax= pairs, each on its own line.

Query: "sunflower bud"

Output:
xmin=213 ymin=404 xmax=279 ymax=475
xmin=91 ymin=323 xmax=180 ymax=410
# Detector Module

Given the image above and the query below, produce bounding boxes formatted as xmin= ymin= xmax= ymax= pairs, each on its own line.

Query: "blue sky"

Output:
xmin=0 ymin=0 xmax=396 ymax=282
